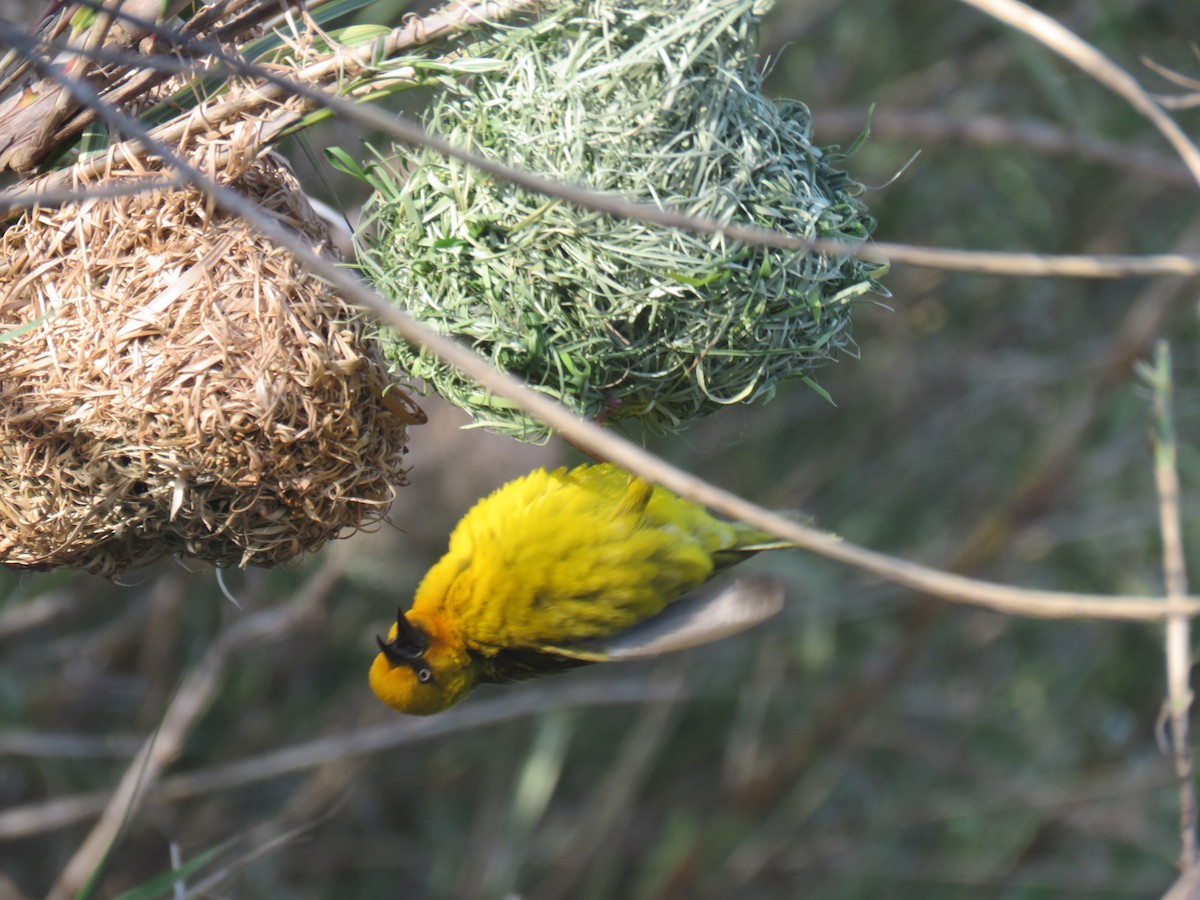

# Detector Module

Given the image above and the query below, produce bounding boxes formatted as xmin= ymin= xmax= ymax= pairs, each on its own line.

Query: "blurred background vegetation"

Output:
xmin=2 ymin=0 xmax=1199 ymax=896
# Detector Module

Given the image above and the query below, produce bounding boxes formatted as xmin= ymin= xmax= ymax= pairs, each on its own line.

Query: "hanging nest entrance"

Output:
xmin=0 ymin=155 xmax=422 ymax=578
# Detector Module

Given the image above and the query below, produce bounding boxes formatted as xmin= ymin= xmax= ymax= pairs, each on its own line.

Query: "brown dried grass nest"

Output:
xmin=0 ymin=155 xmax=422 ymax=578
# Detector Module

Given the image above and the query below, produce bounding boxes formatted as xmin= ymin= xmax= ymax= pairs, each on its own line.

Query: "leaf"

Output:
xmin=324 ymin=146 xmax=369 ymax=181
xmin=108 ymin=844 xmax=226 ymax=900
xmin=799 ymin=375 xmax=836 ymax=406
xmin=0 ymin=312 xmax=47 ymax=343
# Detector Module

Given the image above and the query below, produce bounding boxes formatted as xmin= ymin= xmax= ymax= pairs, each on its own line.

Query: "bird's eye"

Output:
xmin=417 ymin=668 xmax=434 ymax=684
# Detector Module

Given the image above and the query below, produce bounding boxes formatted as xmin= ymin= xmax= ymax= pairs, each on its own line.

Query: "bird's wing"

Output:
xmin=543 ymin=576 xmax=785 ymax=663
xmin=471 ymin=645 xmax=591 ymax=684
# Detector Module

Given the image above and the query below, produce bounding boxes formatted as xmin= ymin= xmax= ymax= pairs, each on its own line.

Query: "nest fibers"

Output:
xmin=360 ymin=0 xmax=887 ymax=442
xmin=0 ymin=156 xmax=422 ymax=577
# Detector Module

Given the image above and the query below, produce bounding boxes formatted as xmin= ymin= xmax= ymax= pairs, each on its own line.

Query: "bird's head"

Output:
xmin=369 ymin=608 xmax=478 ymax=715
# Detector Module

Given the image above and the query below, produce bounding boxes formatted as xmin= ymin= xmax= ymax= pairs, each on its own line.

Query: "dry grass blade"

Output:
xmin=1143 ymin=57 xmax=1200 ymax=111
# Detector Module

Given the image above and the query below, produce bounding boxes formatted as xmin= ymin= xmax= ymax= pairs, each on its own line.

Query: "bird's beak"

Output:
xmin=394 ymin=607 xmax=428 ymax=648
xmin=375 ymin=608 xmax=429 ymax=667
xmin=375 ymin=633 xmax=408 ymax=667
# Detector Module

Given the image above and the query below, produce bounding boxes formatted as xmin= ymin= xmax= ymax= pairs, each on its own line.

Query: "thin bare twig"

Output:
xmin=4 ymin=26 xmax=1200 ymax=279
xmin=45 ymin=555 xmax=343 ymax=900
xmin=0 ymin=173 xmax=187 ymax=213
xmin=0 ymin=590 xmax=76 ymax=640
xmin=1143 ymin=56 xmax=1200 ymax=111
xmin=853 ymin=244 xmax=1198 ymax=278
xmin=722 ymin=244 xmax=1196 ymax=883
xmin=5 ymin=23 xmax=1197 ymax=625
xmin=816 ymin=107 xmax=1195 ymax=189
xmin=1165 ymin=862 xmax=1200 ymax=900
xmin=0 ymin=730 xmax=141 ymax=757
xmin=0 ymin=678 xmax=685 ymax=840
xmin=1147 ymin=341 xmax=1197 ymax=870
xmin=958 ymin=0 xmax=1200 ymax=189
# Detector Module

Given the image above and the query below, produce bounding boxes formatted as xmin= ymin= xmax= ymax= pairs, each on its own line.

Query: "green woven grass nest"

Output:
xmin=360 ymin=0 xmax=887 ymax=441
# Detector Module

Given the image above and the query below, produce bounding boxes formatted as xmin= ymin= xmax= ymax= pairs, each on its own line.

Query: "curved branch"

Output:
xmin=4 ymin=25 xmax=1198 ymax=278
xmin=2 ymin=21 xmax=1193 ymax=627
xmin=958 ymin=0 xmax=1200 ymax=190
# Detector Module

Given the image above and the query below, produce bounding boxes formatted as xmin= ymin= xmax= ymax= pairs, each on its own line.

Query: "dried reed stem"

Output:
xmin=1148 ymin=341 xmax=1197 ymax=869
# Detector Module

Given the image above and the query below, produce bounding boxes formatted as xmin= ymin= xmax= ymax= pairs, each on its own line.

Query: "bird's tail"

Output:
xmin=734 ymin=538 xmax=796 ymax=552
xmin=712 ymin=533 xmax=796 ymax=573
xmin=712 ymin=513 xmax=812 ymax=572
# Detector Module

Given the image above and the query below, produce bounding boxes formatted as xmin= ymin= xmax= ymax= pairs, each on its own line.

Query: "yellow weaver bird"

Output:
xmin=370 ymin=463 xmax=790 ymax=715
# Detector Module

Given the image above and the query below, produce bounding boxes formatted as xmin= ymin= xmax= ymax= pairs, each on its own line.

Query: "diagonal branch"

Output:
xmin=958 ymin=0 xmax=1200 ymax=189
xmin=3 ymin=21 xmax=1199 ymax=278
xmin=3 ymin=21 xmax=1197 ymax=625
